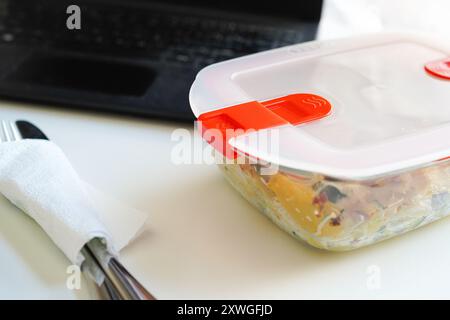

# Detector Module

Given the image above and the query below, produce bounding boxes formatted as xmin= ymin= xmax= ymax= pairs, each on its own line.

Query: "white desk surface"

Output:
xmin=0 ymin=100 xmax=450 ymax=300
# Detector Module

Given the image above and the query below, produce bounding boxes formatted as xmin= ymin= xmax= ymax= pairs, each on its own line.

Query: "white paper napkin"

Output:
xmin=0 ymin=139 xmax=147 ymax=265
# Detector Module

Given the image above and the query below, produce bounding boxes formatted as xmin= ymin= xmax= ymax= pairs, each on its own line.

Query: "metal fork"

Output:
xmin=0 ymin=120 xmax=155 ymax=300
xmin=0 ymin=120 xmax=21 ymax=142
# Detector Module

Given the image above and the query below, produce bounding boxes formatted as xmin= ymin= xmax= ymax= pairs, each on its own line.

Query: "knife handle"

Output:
xmin=82 ymin=239 xmax=156 ymax=300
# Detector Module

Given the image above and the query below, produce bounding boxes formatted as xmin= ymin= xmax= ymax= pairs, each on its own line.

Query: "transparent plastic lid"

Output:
xmin=189 ymin=33 xmax=450 ymax=180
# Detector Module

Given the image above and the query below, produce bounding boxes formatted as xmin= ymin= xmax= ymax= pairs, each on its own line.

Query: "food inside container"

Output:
xmin=189 ymin=33 xmax=450 ymax=250
xmin=217 ymin=156 xmax=450 ymax=250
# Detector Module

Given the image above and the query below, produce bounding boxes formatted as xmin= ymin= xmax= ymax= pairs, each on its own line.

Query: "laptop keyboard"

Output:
xmin=0 ymin=1 xmax=306 ymax=69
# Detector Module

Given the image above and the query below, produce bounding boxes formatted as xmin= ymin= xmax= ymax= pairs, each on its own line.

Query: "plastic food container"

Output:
xmin=189 ymin=33 xmax=450 ymax=251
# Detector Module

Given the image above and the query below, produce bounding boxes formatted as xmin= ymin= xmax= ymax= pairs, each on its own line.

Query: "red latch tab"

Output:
xmin=425 ymin=58 xmax=450 ymax=80
xmin=198 ymin=93 xmax=332 ymax=158
xmin=260 ymin=93 xmax=333 ymax=125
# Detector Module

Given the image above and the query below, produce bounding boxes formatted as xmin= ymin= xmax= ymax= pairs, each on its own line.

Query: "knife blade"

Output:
xmin=16 ymin=120 xmax=49 ymax=140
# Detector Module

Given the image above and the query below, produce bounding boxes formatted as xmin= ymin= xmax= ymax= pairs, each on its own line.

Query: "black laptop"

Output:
xmin=0 ymin=0 xmax=322 ymax=121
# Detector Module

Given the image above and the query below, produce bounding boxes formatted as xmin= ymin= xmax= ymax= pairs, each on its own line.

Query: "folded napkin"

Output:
xmin=0 ymin=139 xmax=147 ymax=265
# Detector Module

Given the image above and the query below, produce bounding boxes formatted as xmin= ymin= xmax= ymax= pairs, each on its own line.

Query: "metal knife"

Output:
xmin=15 ymin=120 xmax=155 ymax=300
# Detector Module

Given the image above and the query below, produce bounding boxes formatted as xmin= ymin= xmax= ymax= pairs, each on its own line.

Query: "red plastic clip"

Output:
xmin=198 ymin=93 xmax=332 ymax=158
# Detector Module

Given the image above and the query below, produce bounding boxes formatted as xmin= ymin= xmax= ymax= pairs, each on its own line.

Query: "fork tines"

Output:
xmin=0 ymin=120 xmax=21 ymax=142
